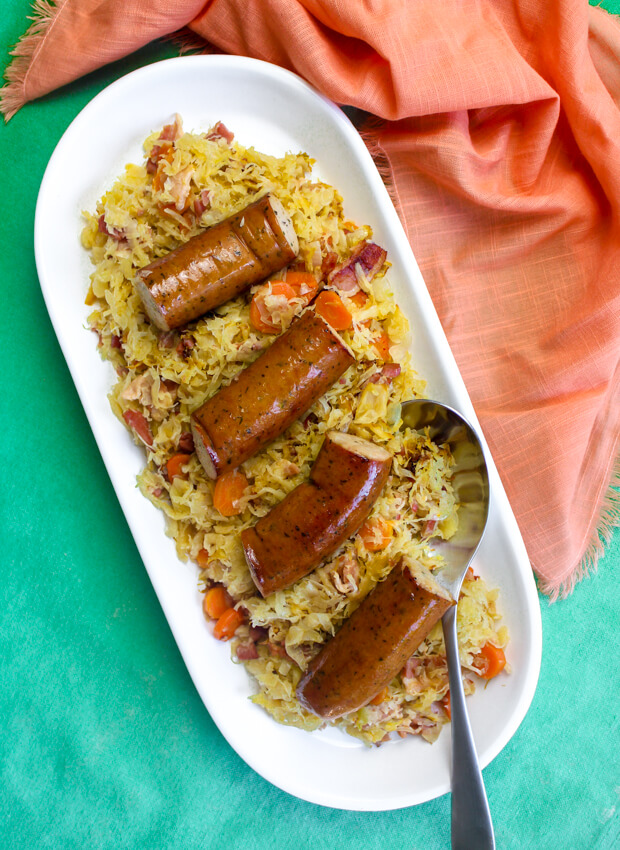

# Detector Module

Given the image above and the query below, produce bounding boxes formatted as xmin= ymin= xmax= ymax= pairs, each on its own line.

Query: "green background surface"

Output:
xmin=1 ymin=2 xmax=619 ymax=848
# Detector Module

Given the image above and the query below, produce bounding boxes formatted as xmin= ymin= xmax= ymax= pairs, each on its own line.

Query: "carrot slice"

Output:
xmin=212 ymin=469 xmax=248 ymax=516
xmin=315 ymin=290 xmax=352 ymax=330
xmin=369 ymin=686 xmax=390 ymax=706
xmin=474 ymin=643 xmax=507 ymax=679
xmin=249 ymin=281 xmax=297 ymax=333
xmin=372 ymin=330 xmax=392 ymax=361
xmin=166 ymin=453 xmax=192 ymax=481
xmin=358 ymin=516 xmax=394 ymax=551
xmin=213 ymin=607 xmax=245 ymax=641
xmin=203 ymin=586 xmax=234 ymax=620
xmin=196 ymin=549 xmax=210 ymax=569
xmin=349 ymin=290 xmax=369 ymax=308
xmin=249 ymin=297 xmax=272 ymax=334
xmin=283 ymin=270 xmax=319 ymax=300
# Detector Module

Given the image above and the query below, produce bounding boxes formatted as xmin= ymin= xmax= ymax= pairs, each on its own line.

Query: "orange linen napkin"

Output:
xmin=3 ymin=0 xmax=619 ymax=597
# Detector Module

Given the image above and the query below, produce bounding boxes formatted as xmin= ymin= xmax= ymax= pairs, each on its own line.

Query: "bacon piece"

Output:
xmin=236 ymin=642 xmax=259 ymax=661
xmin=157 ymin=330 xmax=176 ymax=349
xmin=368 ymin=363 xmax=402 ymax=385
xmin=178 ymin=432 xmax=195 ymax=454
xmin=249 ymin=624 xmax=269 ymax=642
xmin=302 ymin=412 xmax=318 ymax=431
xmin=423 ymin=518 xmax=439 ymax=537
xmin=321 ymin=250 xmax=339 ymax=278
xmin=159 ymin=114 xmax=183 ymax=142
xmin=122 ymin=409 xmax=153 ymax=448
xmin=176 ymin=336 xmax=195 ymax=359
xmin=206 ymin=122 xmax=234 ymax=143
xmin=328 ymin=241 xmax=387 ymax=294
xmin=380 ymin=363 xmax=401 ymax=379
xmin=97 ymin=214 xmax=125 ymax=241
xmin=159 ymin=379 xmax=179 ymax=403
xmin=145 ymin=115 xmax=182 ymax=173
xmin=193 ymin=189 xmax=211 ymax=217
xmin=268 ymin=642 xmax=289 ymax=658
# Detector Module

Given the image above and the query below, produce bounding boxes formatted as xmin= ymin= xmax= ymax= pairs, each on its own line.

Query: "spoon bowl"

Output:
xmin=400 ymin=399 xmax=495 ymax=850
xmin=400 ymin=399 xmax=490 ymax=598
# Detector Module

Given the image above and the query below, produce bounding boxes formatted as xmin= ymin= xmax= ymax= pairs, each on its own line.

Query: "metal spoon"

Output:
xmin=401 ymin=399 xmax=494 ymax=850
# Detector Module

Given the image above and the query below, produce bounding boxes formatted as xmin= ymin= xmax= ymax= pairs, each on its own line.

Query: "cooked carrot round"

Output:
xmin=372 ymin=330 xmax=392 ymax=361
xmin=349 ymin=290 xmax=369 ymax=308
xmin=213 ymin=607 xmax=245 ymax=641
xmin=203 ymin=586 xmax=234 ymax=620
xmin=315 ymin=290 xmax=352 ymax=330
xmin=212 ymin=469 xmax=248 ymax=516
xmin=196 ymin=548 xmax=210 ymax=569
xmin=358 ymin=516 xmax=394 ymax=551
xmin=283 ymin=270 xmax=319 ymax=300
xmin=166 ymin=453 xmax=192 ymax=480
xmin=249 ymin=281 xmax=296 ymax=333
xmin=474 ymin=643 xmax=506 ymax=679
xmin=368 ymin=686 xmax=390 ymax=706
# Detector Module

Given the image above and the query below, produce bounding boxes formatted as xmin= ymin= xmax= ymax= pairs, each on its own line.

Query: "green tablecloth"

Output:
xmin=1 ymin=2 xmax=619 ymax=847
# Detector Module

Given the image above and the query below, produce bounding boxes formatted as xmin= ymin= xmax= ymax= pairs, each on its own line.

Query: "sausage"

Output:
xmin=296 ymin=559 xmax=454 ymax=719
xmin=134 ymin=193 xmax=299 ymax=330
xmin=191 ymin=310 xmax=355 ymax=479
xmin=242 ymin=431 xmax=392 ymax=597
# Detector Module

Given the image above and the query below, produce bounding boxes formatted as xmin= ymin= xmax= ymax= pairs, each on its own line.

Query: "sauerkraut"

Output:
xmin=82 ymin=115 xmax=508 ymax=745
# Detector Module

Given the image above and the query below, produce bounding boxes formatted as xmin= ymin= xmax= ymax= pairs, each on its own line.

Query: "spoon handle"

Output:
xmin=442 ymin=606 xmax=496 ymax=850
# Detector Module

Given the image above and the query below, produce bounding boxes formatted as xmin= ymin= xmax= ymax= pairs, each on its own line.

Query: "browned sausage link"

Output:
xmin=242 ymin=432 xmax=392 ymax=597
xmin=296 ymin=560 xmax=454 ymax=719
xmin=191 ymin=310 xmax=355 ymax=479
xmin=134 ymin=193 xmax=298 ymax=330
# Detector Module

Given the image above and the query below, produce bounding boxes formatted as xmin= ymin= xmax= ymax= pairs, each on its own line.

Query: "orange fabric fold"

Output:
xmin=2 ymin=0 xmax=619 ymax=596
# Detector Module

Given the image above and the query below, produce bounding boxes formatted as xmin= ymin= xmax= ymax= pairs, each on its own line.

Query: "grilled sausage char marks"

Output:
xmin=191 ymin=310 xmax=355 ymax=479
xmin=242 ymin=431 xmax=392 ymax=597
xmin=135 ymin=193 xmax=298 ymax=331
xmin=296 ymin=559 xmax=454 ymax=719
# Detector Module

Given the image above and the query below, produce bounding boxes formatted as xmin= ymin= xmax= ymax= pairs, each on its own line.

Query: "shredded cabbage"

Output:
xmin=82 ymin=116 xmax=508 ymax=745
